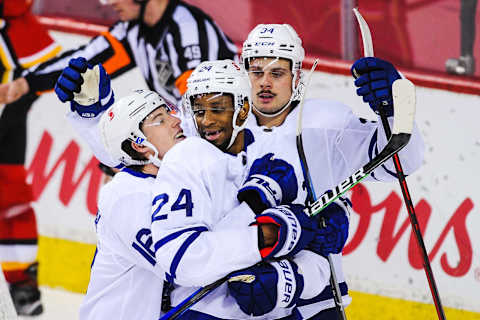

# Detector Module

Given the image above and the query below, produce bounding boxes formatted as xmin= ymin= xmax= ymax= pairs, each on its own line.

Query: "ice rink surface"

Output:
xmin=18 ymin=287 xmax=84 ymax=320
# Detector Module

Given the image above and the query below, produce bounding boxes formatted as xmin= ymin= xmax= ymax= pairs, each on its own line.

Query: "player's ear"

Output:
xmin=131 ymin=141 xmax=149 ymax=156
xmin=236 ymin=98 xmax=250 ymax=126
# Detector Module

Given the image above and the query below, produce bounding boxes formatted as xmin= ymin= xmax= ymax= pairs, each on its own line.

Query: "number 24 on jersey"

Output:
xmin=152 ymin=189 xmax=194 ymax=221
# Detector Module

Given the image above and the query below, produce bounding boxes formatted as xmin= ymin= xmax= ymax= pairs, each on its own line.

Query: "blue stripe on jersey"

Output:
xmin=244 ymin=129 xmax=255 ymax=151
xmin=90 ymin=247 xmax=98 ymax=269
xmin=115 ymin=164 xmax=125 ymax=169
xmin=169 ymin=230 xmax=205 ymax=280
xmin=297 ymin=282 xmax=348 ymax=306
xmin=132 ymin=242 xmax=156 ymax=266
xmin=154 ymin=226 xmax=208 ymax=252
xmin=122 ymin=167 xmax=156 ymax=179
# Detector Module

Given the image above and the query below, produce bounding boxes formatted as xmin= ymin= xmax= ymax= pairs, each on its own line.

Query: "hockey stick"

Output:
xmin=352 ymin=8 xmax=447 ymax=320
xmin=160 ymin=78 xmax=415 ymax=320
xmin=159 ymin=276 xmax=226 ymax=320
xmin=0 ymin=265 xmax=17 ymax=320
xmin=296 ymin=59 xmax=348 ymax=320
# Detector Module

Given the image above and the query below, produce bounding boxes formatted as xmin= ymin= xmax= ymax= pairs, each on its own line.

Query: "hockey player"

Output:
xmin=55 ymin=60 xmax=339 ymax=319
xmin=240 ymin=24 xmax=425 ymax=319
xmin=0 ymin=0 xmax=61 ymax=315
xmin=78 ymin=89 xmax=183 ymax=319
xmin=149 ymin=59 xmax=347 ymax=319
xmin=0 ymin=0 xmax=237 ymax=109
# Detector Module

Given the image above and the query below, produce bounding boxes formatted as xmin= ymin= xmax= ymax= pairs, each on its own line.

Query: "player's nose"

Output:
xmin=200 ymin=109 xmax=216 ymax=126
xmin=259 ymin=73 xmax=273 ymax=88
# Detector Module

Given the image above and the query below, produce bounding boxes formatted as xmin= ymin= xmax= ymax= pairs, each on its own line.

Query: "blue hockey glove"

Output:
xmin=253 ymin=204 xmax=315 ymax=259
xmin=351 ymin=57 xmax=401 ymax=117
xmin=54 ymin=57 xmax=114 ymax=118
xmin=308 ymin=200 xmax=350 ymax=257
xmin=238 ymin=153 xmax=298 ymax=214
xmin=227 ymin=259 xmax=304 ymax=316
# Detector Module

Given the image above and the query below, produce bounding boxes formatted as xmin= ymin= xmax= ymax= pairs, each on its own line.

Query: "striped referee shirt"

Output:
xmin=25 ymin=0 xmax=238 ymax=103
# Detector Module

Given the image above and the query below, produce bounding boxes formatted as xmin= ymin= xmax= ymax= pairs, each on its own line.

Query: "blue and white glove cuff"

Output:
xmin=271 ymin=260 xmax=299 ymax=308
xmin=262 ymin=205 xmax=302 ymax=258
xmin=242 ymin=174 xmax=283 ymax=207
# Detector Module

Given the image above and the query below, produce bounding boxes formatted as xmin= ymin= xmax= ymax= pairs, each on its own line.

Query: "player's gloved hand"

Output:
xmin=227 ymin=259 xmax=304 ymax=316
xmin=253 ymin=204 xmax=315 ymax=259
xmin=308 ymin=200 xmax=350 ymax=257
xmin=238 ymin=153 xmax=298 ymax=214
xmin=54 ymin=57 xmax=114 ymax=118
xmin=351 ymin=57 xmax=401 ymax=117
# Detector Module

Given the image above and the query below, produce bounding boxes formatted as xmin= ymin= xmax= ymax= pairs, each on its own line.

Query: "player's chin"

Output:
xmin=201 ymin=134 xmax=228 ymax=151
xmin=254 ymin=99 xmax=277 ymax=112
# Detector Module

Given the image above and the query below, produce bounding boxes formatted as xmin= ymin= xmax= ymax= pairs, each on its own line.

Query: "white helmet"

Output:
xmin=184 ymin=59 xmax=251 ymax=150
xmin=242 ymin=24 xmax=305 ymax=116
xmin=99 ymin=89 xmax=171 ymax=168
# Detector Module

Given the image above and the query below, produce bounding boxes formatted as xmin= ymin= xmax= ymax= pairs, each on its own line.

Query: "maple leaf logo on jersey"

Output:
xmin=108 ymin=110 xmax=114 ymax=121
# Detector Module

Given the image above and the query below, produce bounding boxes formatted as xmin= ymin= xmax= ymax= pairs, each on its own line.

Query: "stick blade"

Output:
xmin=353 ymin=8 xmax=374 ymax=57
xmin=392 ymin=79 xmax=416 ymax=135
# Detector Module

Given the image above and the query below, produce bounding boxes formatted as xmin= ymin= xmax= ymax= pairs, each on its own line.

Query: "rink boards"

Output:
xmin=24 ymin=30 xmax=480 ymax=319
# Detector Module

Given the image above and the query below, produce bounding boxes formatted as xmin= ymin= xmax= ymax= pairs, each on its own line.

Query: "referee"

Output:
xmin=0 ymin=0 xmax=238 ymax=105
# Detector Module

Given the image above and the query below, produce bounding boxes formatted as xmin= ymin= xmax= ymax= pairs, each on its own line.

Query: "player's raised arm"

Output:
xmin=348 ymin=57 xmax=425 ymax=181
xmin=54 ymin=57 xmax=121 ymax=168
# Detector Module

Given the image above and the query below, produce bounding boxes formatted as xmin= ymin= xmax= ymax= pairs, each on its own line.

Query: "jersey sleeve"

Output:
xmin=150 ymin=140 xmax=260 ymax=287
xmin=293 ymin=250 xmax=331 ymax=300
xmin=66 ymin=111 xmax=122 ymax=168
xmin=333 ymin=105 xmax=425 ymax=183
xmin=301 ymin=99 xmax=424 ymax=190
xmin=24 ymin=21 xmax=135 ymax=94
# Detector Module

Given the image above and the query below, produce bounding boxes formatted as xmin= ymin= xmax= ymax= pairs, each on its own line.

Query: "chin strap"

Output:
xmin=148 ymin=154 xmax=162 ymax=168
xmin=143 ymin=140 xmax=162 ymax=168
xmin=226 ymin=107 xmax=247 ymax=150
xmin=252 ymin=97 xmax=294 ymax=118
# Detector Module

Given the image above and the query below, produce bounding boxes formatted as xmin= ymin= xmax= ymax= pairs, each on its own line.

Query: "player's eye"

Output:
xmin=249 ymin=70 xmax=264 ymax=79
xmin=193 ymin=109 xmax=205 ymax=117
xmin=271 ymin=70 xmax=287 ymax=78
xmin=210 ymin=107 xmax=226 ymax=114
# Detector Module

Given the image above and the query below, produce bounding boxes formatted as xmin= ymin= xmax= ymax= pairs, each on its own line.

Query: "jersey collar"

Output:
xmin=122 ymin=167 xmax=156 ymax=179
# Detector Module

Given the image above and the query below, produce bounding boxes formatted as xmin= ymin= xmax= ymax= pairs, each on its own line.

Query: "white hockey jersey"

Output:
xmin=79 ymin=169 xmax=165 ymax=320
xmin=245 ymin=98 xmax=425 ymax=317
xmin=67 ymin=111 xmax=331 ymax=319
xmin=150 ymin=136 xmax=331 ymax=319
